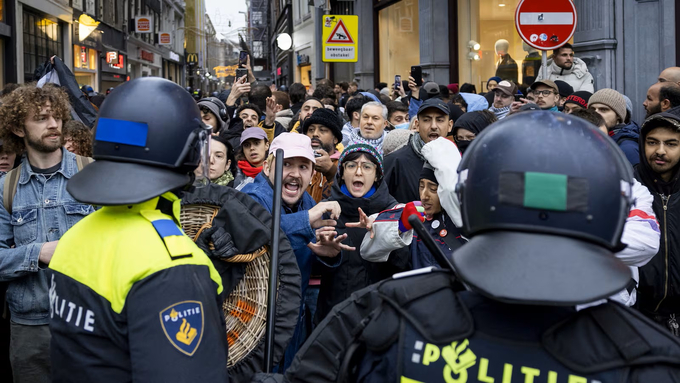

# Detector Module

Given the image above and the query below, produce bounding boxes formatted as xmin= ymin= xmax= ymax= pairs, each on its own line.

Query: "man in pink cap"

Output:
xmin=241 ymin=132 xmax=353 ymax=370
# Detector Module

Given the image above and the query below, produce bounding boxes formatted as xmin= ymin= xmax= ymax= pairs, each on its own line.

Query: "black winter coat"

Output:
xmin=315 ymin=181 xmax=411 ymax=324
xmin=634 ymin=117 xmax=680 ymax=316
xmin=383 ymin=144 xmax=424 ymax=203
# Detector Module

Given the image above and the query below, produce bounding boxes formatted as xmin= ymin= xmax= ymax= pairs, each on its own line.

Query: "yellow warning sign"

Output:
xmin=322 ymin=15 xmax=358 ymax=63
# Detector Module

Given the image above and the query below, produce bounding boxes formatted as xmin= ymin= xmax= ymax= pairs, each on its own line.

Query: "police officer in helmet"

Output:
xmin=49 ymin=77 xmax=229 ymax=382
xmin=266 ymin=112 xmax=680 ymax=383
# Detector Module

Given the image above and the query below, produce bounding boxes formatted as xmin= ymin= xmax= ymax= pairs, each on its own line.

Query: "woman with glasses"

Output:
xmin=313 ymin=143 xmax=409 ymax=325
xmin=452 ymin=110 xmax=498 ymax=155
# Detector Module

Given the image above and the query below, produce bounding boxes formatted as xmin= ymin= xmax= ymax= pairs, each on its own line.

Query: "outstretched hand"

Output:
xmin=308 ymin=226 xmax=355 ymax=257
xmin=345 ymin=208 xmax=376 ymax=239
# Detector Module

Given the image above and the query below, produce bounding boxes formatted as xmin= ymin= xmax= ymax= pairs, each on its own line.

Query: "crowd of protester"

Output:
xmin=1 ymin=42 xmax=680 ymax=381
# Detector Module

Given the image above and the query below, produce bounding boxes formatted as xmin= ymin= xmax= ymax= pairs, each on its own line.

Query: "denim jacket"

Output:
xmin=0 ymin=149 xmax=95 ymax=325
xmin=242 ymin=173 xmax=340 ymax=296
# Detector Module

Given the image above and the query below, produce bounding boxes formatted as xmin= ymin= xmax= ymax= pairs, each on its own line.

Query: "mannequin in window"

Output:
xmin=522 ymin=42 xmax=541 ymax=86
xmin=495 ymin=39 xmax=518 ymax=84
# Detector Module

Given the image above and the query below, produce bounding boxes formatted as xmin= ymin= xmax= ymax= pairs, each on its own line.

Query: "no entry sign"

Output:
xmin=515 ymin=0 xmax=577 ymax=51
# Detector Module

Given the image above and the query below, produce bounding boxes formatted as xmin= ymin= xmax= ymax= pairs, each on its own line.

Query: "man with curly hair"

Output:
xmin=0 ymin=84 xmax=94 ymax=382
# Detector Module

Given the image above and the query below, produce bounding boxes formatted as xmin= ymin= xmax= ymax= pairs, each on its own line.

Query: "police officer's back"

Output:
xmin=48 ymin=78 xmax=229 ymax=382
xmin=268 ymin=112 xmax=680 ymax=383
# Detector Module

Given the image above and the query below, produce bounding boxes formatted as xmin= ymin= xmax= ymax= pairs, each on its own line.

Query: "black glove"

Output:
xmin=196 ymin=226 xmax=239 ymax=259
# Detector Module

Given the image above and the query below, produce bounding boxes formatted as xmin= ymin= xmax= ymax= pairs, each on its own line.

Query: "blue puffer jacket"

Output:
xmin=611 ymin=122 xmax=640 ymax=167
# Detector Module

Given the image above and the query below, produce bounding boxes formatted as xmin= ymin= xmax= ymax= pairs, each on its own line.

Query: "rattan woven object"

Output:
xmin=179 ymin=204 xmax=269 ymax=367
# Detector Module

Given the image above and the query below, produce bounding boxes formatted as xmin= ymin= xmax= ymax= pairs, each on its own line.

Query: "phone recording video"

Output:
xmin=239 ymin=51 xmax=248 ymax=67
xmin=410 ymin=66 xmax=422 ymax=87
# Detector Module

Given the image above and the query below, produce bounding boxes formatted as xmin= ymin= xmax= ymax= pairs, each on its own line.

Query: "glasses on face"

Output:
xmin=531 ymin=90 xmax=556 ymax=97
xmin=343 ymin=161 xmax=377 ymax=174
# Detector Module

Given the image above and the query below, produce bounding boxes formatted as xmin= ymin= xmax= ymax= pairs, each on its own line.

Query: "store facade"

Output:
xmin=127 ymin=38 xmax=162 ymax=80
xmin=354 ymin=0 xmax=679 ymax=121
xmin=72 ymin=12 xmax=101 ymax=91
xmin=16 ymin=0 xmax=73 ymax=83
xmin=162 ymin=49 xmax=183 ymax=85
xmin=0 ymin=0 xmax=15 ymax=86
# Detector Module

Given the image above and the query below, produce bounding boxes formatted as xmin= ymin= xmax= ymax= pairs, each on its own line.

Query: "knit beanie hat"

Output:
xmin=301 ymin=107 xmax=343 ymax=143
xmin=338 ymin=143 xmax=384 ymax=180
xmin=383 ymin=129 xmax=414 ymax=156
xmin=588 ymin=89 xmax=627 ymax=124
xmin=419 ymin=162 xmax=438 ymax=185
xmin=563 ymin=91 xmax=592 ymax=109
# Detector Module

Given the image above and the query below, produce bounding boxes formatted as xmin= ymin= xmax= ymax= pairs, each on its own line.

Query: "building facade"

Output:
xmin=14 ymin=0 xmax=73 ymax=84
xmin=184 ymin=0 xmax=207 ymax=90
xmin=159 ymin=0 xmax=185 ymax=86
xmin=349 ymin=0 xmax=679 ymax=123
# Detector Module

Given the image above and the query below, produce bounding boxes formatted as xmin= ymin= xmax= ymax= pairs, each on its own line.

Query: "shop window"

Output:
xmin=378 ymin=0 xmax=420 ymax=86
xmin=23 ymin=10 xmax=62 ymax=82
xmin=458 ymin=0 xmax=573 ymax=92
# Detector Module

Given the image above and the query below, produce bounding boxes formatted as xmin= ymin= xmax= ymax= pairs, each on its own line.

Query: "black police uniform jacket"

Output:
xmin=635 ymin=146 xmax=680 ymax=317
xmin=275 ymin=270 xmax=680 ymax=383
xmin=315 ymin=180 xmax=410 ymax=324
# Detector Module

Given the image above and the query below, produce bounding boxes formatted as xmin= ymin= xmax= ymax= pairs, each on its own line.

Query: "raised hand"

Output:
xmin=308 ymin=226 xmax=355 ymax=258
xmin=345 ymin=208 xmax=376 ymax=239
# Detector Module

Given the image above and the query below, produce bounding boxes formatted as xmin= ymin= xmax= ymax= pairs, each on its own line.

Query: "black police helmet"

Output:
xmin=68 ymin=77 xmax=207 ymax=205
xmin=452 ymin=111 xmax=634 ymax=306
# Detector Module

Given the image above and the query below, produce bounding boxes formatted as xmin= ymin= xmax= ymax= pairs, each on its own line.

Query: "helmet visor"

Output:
xmin=193 ymin=124 xmax=212 ymax=188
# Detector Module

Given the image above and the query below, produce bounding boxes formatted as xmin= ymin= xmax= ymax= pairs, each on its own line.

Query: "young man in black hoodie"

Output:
xmin=635 ymin=107 xmax=680 ymax=336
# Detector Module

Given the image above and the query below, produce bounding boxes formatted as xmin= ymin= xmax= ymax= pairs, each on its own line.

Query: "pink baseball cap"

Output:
xmin=268 ymin=133 xmax=316 ymax=164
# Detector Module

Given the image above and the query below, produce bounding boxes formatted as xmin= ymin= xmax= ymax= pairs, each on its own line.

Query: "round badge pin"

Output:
xmin=432 ymin=220 xmax=440 ymax=229
xmin=439 ymin=229 xmax=448 ymax=237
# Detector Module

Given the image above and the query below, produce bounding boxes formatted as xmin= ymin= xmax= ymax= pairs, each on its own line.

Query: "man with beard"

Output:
xmin=290 ymin=98 xmax=324 ymax=134
xmin=536 ymin=43 xmax=594 ymax=92
xmin=488 ymin=80 xmax=516 ymax=120
xmin=347 ymin=102 xmax=389 ymax=153
xmin=0 ymin=84 xmax=95 ymax=382
xmin=242 ymin=133 xmax=353 ymax=370
xmin=384 ymin=98 xmax=453 ymax=203
xmin=634 ymin=107 xmax=680 ymax=336
xmin=301 ymin=108 xmax=344 ymax=202
xmin=643 ymin=82 xmax=680 ymax=118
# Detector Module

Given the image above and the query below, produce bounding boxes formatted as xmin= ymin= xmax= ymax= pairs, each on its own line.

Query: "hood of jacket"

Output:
xmin=547 ymin=57 xmax=590 ymax=79
xmin=276 ymin=108 xmax=294 ymax=118
xmin=635 ymin=112 xmax=680 ymax=195
xmin=330 ymin=178 xmax=396 ymax=222
xmin=459 ymin=93 xmax=489 ymax=112
xmin=611 ymin=121 xmax=640 ymax=142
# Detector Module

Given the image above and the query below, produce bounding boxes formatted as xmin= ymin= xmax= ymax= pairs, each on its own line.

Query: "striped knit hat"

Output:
xmin=338 ymin=143 xmax=384 ymax=180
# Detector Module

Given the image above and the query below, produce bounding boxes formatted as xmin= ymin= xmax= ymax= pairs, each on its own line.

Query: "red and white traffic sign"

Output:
xmin=515 ymin=0 xmax=577 ymax=51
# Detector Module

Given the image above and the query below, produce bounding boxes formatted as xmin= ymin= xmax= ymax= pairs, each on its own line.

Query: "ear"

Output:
xmin=265 ymin=142 xmax=270 ymax=151
xmin=661 ymin=99 xmax=671 ymax=111
xmin=447 ymin=119 xmax=454 ymax=133
xmin=275 ymin=104 xmax=283 ymax=113
xmin=12 ymin=126 xmax=25 ymax=138
xmin=263 ymin=158 xmax=272 ymax=176
xmin=352 ymin=111 xmax=360 ymax=121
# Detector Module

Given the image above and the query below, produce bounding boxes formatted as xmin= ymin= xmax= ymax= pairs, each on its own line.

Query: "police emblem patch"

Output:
xmin=159 ymin=301 xmax=204 ymax=356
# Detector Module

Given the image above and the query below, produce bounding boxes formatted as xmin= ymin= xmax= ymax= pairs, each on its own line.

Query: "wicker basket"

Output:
xmin=180 ymin=204 xmax=269 ymax=367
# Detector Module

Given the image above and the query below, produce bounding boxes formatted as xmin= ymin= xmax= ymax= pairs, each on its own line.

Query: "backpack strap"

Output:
xmin=75 ymin=155 xmax=94 ymax=171
xmin=3 ymin=167 xmax=21 ymax=213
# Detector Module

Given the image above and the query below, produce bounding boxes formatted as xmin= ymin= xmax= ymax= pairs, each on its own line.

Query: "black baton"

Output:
xmin=264 ymin=149 xmax=284 ymax=372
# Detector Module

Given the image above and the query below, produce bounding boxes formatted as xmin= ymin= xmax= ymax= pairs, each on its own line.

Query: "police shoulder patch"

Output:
xmin=159 ymin=301 xmax=204 ymax=356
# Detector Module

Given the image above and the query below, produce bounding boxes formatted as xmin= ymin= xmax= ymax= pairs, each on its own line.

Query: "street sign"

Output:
xmin=514 ymin=0 xmax=577 ymax=51
xmin=322 ymin=15 xmax=358 ymax=63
